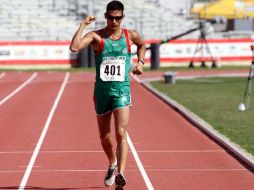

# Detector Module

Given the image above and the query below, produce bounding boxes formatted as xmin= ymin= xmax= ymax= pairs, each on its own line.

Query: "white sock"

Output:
xmin=109 ymin=160 xmax=117 ymax=169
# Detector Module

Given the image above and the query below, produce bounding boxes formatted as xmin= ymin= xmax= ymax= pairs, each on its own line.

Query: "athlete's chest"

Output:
xmin=102 ymin=38 xmax=128 ymax=56
xmin=99 ymin=39 xmax=130 ymax=82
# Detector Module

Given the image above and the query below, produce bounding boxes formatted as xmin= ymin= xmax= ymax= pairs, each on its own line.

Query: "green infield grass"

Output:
xmin=151 ymin=76 xmax=254 ymax=156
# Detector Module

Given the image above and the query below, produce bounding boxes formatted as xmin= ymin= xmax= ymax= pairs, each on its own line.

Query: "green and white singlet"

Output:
xmin=93 ymin=28 xmax=132 ymax=115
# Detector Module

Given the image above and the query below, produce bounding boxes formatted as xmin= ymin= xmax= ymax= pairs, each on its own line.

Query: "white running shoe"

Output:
xmin=104 ymin=164 xmax=118 ymax=187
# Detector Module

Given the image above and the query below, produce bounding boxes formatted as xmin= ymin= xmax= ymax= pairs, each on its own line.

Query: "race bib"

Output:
xmin=100 ymin=56 xmax=126 ymax=81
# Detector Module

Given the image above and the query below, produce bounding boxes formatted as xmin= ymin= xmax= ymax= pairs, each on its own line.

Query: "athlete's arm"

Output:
xmin=70 ymin=16 xmax=97 ymax=52
xmin=129 ymin=30 xmax=146 ymax=75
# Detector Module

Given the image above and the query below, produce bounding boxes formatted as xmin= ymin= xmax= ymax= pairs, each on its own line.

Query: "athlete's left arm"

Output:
xmin=129 ymin=30 xmax=146 ymax=75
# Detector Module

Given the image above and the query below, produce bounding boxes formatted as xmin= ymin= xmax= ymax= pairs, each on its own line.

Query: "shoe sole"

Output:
xmin=105 ymin=179 xmax=115 ymax=187
xmin=104 ymin=175 xmax=116 ymax=187
xmin=115 ymin=185 xmax=124 ymax=190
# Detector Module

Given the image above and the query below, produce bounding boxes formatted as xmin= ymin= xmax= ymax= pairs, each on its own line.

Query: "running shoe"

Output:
xmin=104 ymin=164 xmax=117 ymax=187
xmin=115 ymin=172 xmax=126 ymax=190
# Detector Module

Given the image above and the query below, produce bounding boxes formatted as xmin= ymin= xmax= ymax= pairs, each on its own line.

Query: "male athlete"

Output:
xmin=70 ymin=1 xmax=146 ymax=189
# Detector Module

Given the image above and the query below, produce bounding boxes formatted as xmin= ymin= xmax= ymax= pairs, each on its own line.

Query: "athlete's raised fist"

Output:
xmin=83 ymin=16 xmax=96 ymax=25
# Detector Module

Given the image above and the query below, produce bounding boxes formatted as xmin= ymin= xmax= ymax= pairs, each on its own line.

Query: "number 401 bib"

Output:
xmin=100 ymin=56 xmax=126 ymax=82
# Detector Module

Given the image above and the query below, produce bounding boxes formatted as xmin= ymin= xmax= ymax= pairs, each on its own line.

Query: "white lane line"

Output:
xmin=35 ymin=168 xmax=252 ymax=172
xmin=137 ymin=150 xmax=226 ymax=153
xmin=127 ymin=133 xmax=154 ymax=190
xmin=0 ymin=72 xmax=37 ymax=106
xmin=18 ymin=72 xmax=70 ymax=190
xmin=129 ymin=73 xmax=154 ymax=190
xmin=1 ymin=168 xmax=250 ymax=174
xmin=0 ymin=72 xmax=6 ymax=79
xmin=0 ymin=149 xmax=226 ymax=154
xmin=145 ymin=168 xmax=252 ymax=172
xmin=0 ymin=150 xmax=104 ymax=154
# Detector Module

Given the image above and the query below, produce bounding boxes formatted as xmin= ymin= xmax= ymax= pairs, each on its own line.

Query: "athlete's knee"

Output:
xmin=116 ymin=129 xmax=127 ymax=143
xmin=100 ymin=133 xmax=112 ymax=144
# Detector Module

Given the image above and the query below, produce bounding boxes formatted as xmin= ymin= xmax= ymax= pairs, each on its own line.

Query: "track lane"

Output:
xmin=0 ymin=72 xmax=36 ymax=101
xmin=1 ymin=71 xmax=254 ymax=190
xmin=0 ymin=73 xmax=37 ymax=106
xmin=128 ymin=80 xmax=254 ymax=190
xmin=25 ymin=72 xmax=148 ymax=190
xmin=0 ymin=72 xmax=6 ymax=79
xmin=138 ymin=69 xmax=249 ymax=81
xmin=0 ymin=72 xmax=66 ymax=188
xmin=19 ymin=72 xmax=69 ymax=190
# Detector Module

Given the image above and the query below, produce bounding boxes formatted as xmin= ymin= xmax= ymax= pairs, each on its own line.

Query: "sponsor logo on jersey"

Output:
xmin=122 ymin=48 xmax=127 ymax=54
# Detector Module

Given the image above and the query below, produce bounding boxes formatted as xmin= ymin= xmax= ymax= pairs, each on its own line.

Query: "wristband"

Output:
xmin=138 ymin=59 xmax=145 ymax=65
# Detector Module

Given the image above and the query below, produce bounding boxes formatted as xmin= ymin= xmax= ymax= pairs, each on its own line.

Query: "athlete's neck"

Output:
xmin=105 ymin=27 xmax=122 ymax=39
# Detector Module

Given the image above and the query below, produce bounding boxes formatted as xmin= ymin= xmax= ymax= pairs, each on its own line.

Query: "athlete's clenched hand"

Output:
xmin=132 ymin=63 xmax=143 ymax=75
xmin=83 ymin=16 xmax=96 ymax=26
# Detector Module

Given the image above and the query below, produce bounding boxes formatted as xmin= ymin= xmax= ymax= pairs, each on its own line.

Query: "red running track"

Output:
xmin=0 ymin=71 xmax=253 ymax=190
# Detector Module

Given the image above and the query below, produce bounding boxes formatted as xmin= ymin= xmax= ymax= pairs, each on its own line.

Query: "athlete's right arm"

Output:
xmin=69 ymin=16 xmax=96 ymax=52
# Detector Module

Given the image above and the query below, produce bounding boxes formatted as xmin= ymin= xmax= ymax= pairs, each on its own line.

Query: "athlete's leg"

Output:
xmin=113 ymin=106 xmax=129 ymax=174
xmin=97 ymin=112 xmax=118 ymax=187
xmin=94 ymin=96 xmax=116 ymax=164
xmin=97 ymin=112 xmax=117 ymax=165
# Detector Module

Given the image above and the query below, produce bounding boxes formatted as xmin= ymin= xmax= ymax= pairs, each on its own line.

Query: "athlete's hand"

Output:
xmin=133 ymin=63 xmax=143 ymax=75
xmin=82 ymin=16 xmax=96 ymax=26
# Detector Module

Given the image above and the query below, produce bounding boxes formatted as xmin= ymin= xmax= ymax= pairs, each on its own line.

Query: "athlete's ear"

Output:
xmin=104 ymin=12 xmax=107 ymax=19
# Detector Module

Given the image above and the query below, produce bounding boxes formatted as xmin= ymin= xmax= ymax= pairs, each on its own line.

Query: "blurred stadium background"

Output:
xmin=1 ymin=0 xmax=254 ymax=68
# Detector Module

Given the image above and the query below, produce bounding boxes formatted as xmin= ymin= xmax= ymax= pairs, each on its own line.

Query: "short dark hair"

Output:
xmin=106 ymin=0 xmax=124 ymax=13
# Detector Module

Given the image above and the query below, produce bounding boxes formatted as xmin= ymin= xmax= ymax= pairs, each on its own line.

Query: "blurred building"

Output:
xmin=0 ymin=0 xmax=200 ymax=41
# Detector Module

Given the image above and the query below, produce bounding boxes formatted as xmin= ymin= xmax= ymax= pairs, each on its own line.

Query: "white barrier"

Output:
xmin=0 ymin=39 xmax=253 ymax=65
xmin=0 ymin=41 xmax=77 ymax=65
xmin=133 ymin=38 xmax=254 ymax=64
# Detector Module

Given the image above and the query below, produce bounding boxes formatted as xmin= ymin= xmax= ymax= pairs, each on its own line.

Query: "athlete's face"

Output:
xmin=105 ymin=10 xmax=124 ymax=30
